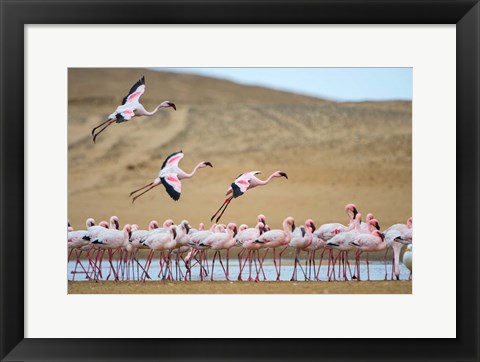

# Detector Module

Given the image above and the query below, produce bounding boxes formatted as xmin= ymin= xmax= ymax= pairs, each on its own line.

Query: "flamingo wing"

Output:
xmin=161 ymin=173 xmax=182 ymax=201
xmin=113 ymin=107 xmax=136 ymax=123
xmin=121 ymin=76 xmax=146 ymax=105
xmin=161 ymin=150 xmax=184 ymax=170
xmin=231 ymin=174 xmax=251 ymax=198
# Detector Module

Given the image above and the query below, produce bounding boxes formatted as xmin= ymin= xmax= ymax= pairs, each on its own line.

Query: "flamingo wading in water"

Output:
xmin=91 ymin=76 xmax=176 ymax=143
xmin=210 ymin=171 xmax=288 ymax=223
xmin=129 ymin=151 xmax=213 ymax=203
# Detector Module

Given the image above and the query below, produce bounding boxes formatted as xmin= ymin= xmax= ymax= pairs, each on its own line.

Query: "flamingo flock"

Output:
xmin=70 ymin=76 xmax=413 ymax=283
xmin=68 ymin=204 xmax=413 ymax=282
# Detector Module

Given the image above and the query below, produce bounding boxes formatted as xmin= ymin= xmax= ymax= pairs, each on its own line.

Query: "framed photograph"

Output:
xmin=1 ymin=0 xmax=478 ymax=361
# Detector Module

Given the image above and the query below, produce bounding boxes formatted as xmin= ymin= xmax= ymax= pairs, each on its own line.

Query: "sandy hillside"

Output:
xmin=68 ymin=68 xmax=411 ymax=231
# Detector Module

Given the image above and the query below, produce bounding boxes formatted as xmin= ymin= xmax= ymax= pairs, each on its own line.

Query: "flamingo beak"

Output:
xmin=310 ymin=222 xmax=316 ymax=231
xmin=291 ymin=222 xmax=296 ymax=231
xmin=172 ymin=229 xmax=177 ymax=239
xmin=114 ymin=220 xmax=119 ymax=229
xmin=168 ymin=102 xmax=176 ymax=110
xmin=279 ymin=172 xmax=288 ymax=179
xmin=204 ymin=162 xmax=213 ymax=167
xmin=233 ymin=226 xmax=238 ymax=237
xmin=185 ymin=224 xmax=190 ymax=234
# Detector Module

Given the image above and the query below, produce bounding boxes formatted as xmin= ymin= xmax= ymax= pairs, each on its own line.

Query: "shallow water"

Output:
xmin=68 ymin=255 xmax=411 ymax=282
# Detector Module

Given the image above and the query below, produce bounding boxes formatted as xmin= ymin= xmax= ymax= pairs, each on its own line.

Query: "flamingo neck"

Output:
xmin=144 ymin=104 xmax=163 ymax=116
xmin=257 ymin=173 xmax=277 ymax=186
xmin=182 ymin=163 xmax=204 ymax=179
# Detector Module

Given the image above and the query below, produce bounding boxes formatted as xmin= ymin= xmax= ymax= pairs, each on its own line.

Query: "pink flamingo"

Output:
xmin=128 ymin=220 xmax=159 ymax=280
xmin=314 ymin=203 xmax=358 ymax=241
xmin=187 ymin=225 xmax=219 ymax=280
xmin=203 ymin=223 xmax=238 ymax=280
xmin=385 ymin=217 xmax=413 ymax=280
xmin=129 ymin=151 xmax=212 ymax=203
xmin=237 ymin=222 xmax=267 ymax=282
xmin=142 ymin=225 xmax=177 ymax=281
xmin=90 ymin=224 xmax=132 ymax=280
xmin=349 ymin=223 xmax=386 ymax=281
xmin=289 ymin=224 xmax=313 ymax=281
xmin=236 ymin=221 xmax=268 ymax=281
xmin=314 ymin=204 xmax=359 ymax=278
xmin=91 ymin=76 xmax=176 ymax=143
xmin=68 ymin=218 xmax=95 ymax=280
xmin=210 ymin=171 xmax=288 ymax=223
xmin=324 ymin=213 xmax=364 ymax=281
xmin=302 ymin=219 xmax=326 ymax=280
xmin=255 ymin=216 xmax=295 ymax=281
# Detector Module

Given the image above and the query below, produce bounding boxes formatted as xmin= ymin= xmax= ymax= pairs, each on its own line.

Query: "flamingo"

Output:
xmin=67 ymin=218 xmax=95 ymax=280
xmin=402 ymin=244 xmax=413 ymax=279
xmin=349 ymin=228 xmax=387 ymax=281
xmin=90 ymin=224 xmax=132 ymax=280
xmin=237 ymin=222 xmax=268 ymax=281
xmin=187 ymin=226 xmax=220 ymax=280
xmin=170 ymin=220 xmax=192 ymax=280
xmin=255 ymin=216 xmax=295 ymax=281
xmin=210 ymin=171 xmax=288 ymax=223
xmin=314 ymin=203 xmax=358 ymax=241
xmin=142 ymin=225 xmax=177 ymax=281
xmin=91 ymin=76 xmax=176 ymax=143
xmin=323 ymin=213 xmax=363 ymax=281
xmin=289 ymin=224 xmax=313 ymax=281
xmin=129 ymin=151 xmax=213 ymax=203
xmin=302 ymin=219 xmax=326 ymax=280
xmin=203 ymin=223 xmax=238 ymax=280
xmin=385 ymin=217 xmax=413 ymax=280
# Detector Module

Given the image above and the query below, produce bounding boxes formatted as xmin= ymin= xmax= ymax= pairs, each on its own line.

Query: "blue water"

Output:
xmin=68 ymin=256 xmax=411 ymax=282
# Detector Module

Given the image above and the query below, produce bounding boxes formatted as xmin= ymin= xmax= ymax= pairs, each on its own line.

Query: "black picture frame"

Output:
xmin=1 ymin=0 xmax=478 ymax=361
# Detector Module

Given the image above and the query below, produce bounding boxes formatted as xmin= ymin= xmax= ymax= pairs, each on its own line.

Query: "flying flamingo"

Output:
xmin=91 ymin=76 xmax=176 ymax=143
xmin=129 ymin=151 xmax=213 ymax=203
xmin=210 ymin=171 xmax=288 ymax=223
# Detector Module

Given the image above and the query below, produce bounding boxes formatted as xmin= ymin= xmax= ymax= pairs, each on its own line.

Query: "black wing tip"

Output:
xmin=160 ymin=176 xmax=181 ymax=202
xmin=141 ymin=75 xmax=145 ymax=84
xmin=231 ymin=182 xmax=244 ymax=198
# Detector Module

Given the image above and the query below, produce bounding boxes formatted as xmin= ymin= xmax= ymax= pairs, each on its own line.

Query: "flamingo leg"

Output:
xmin=210 ymin=195 xmax=233 ymax=222
xmin=290 ymin=249 xmax=298 ymax=281
xmin=316 ymin=249 xmax=326 ymax=281
xmin=92 ymin=119 xmax=116 ymax=143
xmin=278 ymin=246 xmax=289 ymax=281
xmin=211 ymin=251 xmax=218 ymax=281
xmin=383 ymin=249 xmax=389 ymax=280
xmin=217 ymin=251 xmax=228 ymax=280
xmin=214 ymin=196 xmax=234 ymax=223
xmin=131 ymin=182 xmax=161 ymax=203
xmin=366 ymin=253 xmax=370 ymax=281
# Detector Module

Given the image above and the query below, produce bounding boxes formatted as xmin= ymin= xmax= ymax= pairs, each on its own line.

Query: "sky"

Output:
xmin=154 ymin=68 xmax=412 ymax=102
